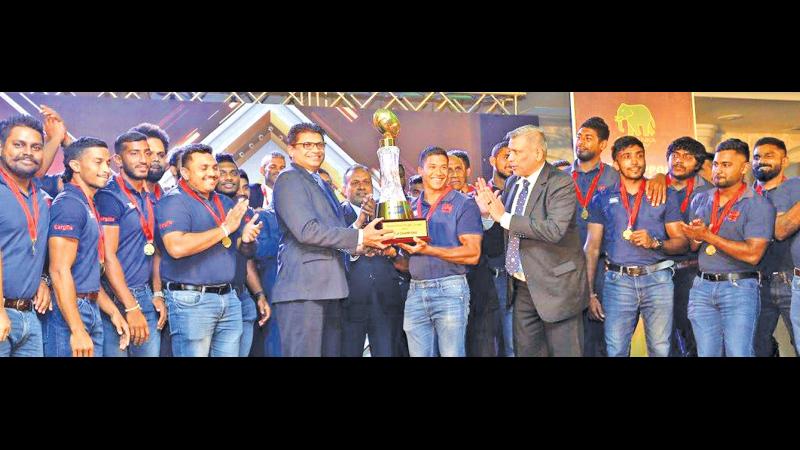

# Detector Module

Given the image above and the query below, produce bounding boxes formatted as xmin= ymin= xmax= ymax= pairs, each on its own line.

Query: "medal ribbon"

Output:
xmin=572 ymin=163 xmax=604 ymax=212
xmin=179 ymin=179 xmax=227 ymax=225
xmin=619 ymin=178 xmax=647 ymax=231
xmin=0 ymin=166 xmax=39 ymax=251
xmin=416 ymin=187 xmax=453 ymax=220
xmin=116 ymin=176 xmax=155 ymax=242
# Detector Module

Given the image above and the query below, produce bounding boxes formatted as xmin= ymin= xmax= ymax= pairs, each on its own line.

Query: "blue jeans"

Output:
xmin=489 ymin=256 xmax=513 ymax=357
xmin=239 ymin=290 xmax=257 ymax=357
xmin=688 ymin=276 xmax=760 ymax=357
xmin=602 ymin=268 xmax=674 ymax=357
xmin=791 ymin=275 xmax=800 ymax=356
xmin=754 ymin=275 xmax=794 ymax=357
xmin=166 ymin=289 xmax=242 ymax=357
xmin=403 ymin=274 xmax=470 ymax=357
xmin=101 ymin=285 xmax=161 ymax=357
xmin=44 ymin=297 xmax=104 ymax=357
xmin=0 ymin=309 xmax=43 ymax=357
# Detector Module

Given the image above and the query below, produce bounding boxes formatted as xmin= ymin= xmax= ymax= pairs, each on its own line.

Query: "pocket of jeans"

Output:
xmin=792 ymin=276 xmax=800 ymax=291
xmin=605 ymin=271 xmax=620 ymax=283
xmin=170 ymin=291 xmax=203 ymax=308
xmin=730 ymin=278 xmax=759 ymax=290
xmin=651 ymin=269 xmax=673 ymax=284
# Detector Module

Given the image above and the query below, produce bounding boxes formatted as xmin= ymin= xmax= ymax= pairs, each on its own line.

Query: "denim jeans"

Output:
xmin=670 ymin=265 xmax=698 ymax=357
xmin=688 ymin=276 xmax=760 ymax=357
xmin=101 ymin=285 xmax=161 ymax=357
xmin=0 ymin=309 xmax=43 ymax=357
xmin=791 ymin=275 xmax=800 ymax=356
xmin=44 ymin=296 xmax=104 ymax=357
xmin=166 ymin=288 xmax=242 ymax=357
xmin=239 ymin=290 xmax=257 ymax=357
xmin=489 ymin=255 xmax=513 ymax=357
xmin=602 ymin=268 xmax=674 ymax=357
xmin=403 ymin=274 xmax=470 ymax=357
xmin=754 ymin=275 xmax=794 ymax=357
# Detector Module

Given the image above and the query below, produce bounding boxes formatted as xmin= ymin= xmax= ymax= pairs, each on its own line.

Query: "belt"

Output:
xmin=4 ymin=298 xmax=33 ymax=311
xmin=233 ymin=284 xmax=246 ymax=296
xmin=674 ymin=259 xmax=699 ymax=270
xmin=166 ymin=282 xmax=232 ymax=295
xmin=699 ymin=272 xmax=760 ymax=282
xmin=77 ymin=292 xmax=99 ymax=301
xmin=605 ymin=260 xmax=674 ymax=277
xmin=766 ymin=271 xmax=791 ymax=284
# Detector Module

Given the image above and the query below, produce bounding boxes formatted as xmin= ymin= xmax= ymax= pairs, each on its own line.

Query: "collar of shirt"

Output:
xmin=571 ymin=159 xmax=603 ymax=174
xmin=706 ymin=185 xmax=755 ymax=205
xmin=514 ymin=164 xmax=544 ymax=192
xmin=0 ymin=172 xmax=39 ymax=198
xmin=348 ymin=201 xmax=362 ymax=217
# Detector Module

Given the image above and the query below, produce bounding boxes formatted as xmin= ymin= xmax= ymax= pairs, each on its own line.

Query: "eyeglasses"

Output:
xmin=292 ymin=142 xmax=326 ymax=151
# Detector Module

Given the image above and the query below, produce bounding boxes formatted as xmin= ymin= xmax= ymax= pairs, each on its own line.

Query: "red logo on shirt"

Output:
xmin=441 ymin=204 xmax=453 ymax=214
xmin=53 ymin=224 xmax=73 ymax=231
xmin=159 ymin=220 xmax=174 ymax=230
xmin=100 ymin=216 xmax=116 ymax=223
xmin=727 ymin=210 xmax=741 ymax=222
xmin=597 ymin=184 xmax=607 ymax=192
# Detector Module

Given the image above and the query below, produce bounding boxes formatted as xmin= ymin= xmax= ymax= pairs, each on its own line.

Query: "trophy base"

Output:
xmin=378 ymin=218 xmax=430 ymax=245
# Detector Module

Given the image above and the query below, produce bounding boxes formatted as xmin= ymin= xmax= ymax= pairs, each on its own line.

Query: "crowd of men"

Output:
xmin=1 ymin=107 xmax=799 ymax=357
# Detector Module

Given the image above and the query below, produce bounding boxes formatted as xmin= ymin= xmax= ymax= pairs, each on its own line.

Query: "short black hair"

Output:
xmin=286 ymin=122 xmax=326 ymax=145
xmin=0 ymin=114 xmax=44 ymax=145
xmin=611 ymin=136 xmax=645 ymax=160
xmin=418 ymin=145 xmax=448 ymax=166
xmin=343 ymin=164 xmax=370 ymax=185
xmin=179 ymin=143 xmax=214 ymax=167
xmin=754 ymin=136 xmax=787 ymax=154
xmin=114 ymin=130 xmax=148 ymax=154
xmin=716 ymin=138 xmax=750 ymax=161
xmin=168 ymin=147 xmax=184 ymax=167
xmin=666 ymin=136 xmax=706 ymax=165
xmin=408 ymin=174 xmax=422 ymax=185
xmin=580 ymin=116 xmax=610 ymax=142
xmin=129 ymin=122 xmax=170 ymax=150
xmin=447 ymin=149 xmax=470 ymax=169
xmin=552 ymin=159 xmax=571 ymax=168
xmin=491 ymin=139 xmax=509 ymax=158
xmin=215 ymin=153 xmax=237 ymax=166
xmin=63 ymin=137 xmax=109 ymax=182
xmin=238 ymin=169 xmax=249 ymax=183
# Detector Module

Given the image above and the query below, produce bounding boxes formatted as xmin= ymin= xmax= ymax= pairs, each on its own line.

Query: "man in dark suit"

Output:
xmin=249 ymin=151 xmax=286 ymax=210
xmin=271 ymin=123 xmax=393 ymax=357
xmin=339 ymin=164 xmax=406 ymax=357
xmin=475 ymin=125 xmax=588 ymax=357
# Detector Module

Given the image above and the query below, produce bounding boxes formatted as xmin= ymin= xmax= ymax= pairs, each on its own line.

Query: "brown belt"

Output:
xmin=77 ymin=292 xmax=99 ymax=301
xmin=4 ymin=298 xmax=33 ymax=311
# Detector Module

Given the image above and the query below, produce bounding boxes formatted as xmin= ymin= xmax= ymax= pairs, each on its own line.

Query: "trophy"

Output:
xmin=373 ymin=108 xmax=429 ymax=244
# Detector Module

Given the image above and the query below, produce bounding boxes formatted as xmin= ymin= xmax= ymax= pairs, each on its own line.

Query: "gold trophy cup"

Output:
xmin=373 ymin=109 xmax=429 ymax=244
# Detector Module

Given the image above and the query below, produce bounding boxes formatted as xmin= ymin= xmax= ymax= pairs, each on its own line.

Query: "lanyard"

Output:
xmin=710 ymin=183 xmax=747 ymax=235
xmin=116 ymin=175 xmax=155 ymax=242
xmin=572 ymin=163 xmax=604 ymax=210
xmin=179 ymin=179 xmax=226 ymax=225
xmin=70 ymin=181 xmax=105 ymax=264
xmin=0 ymin=166 xmax=40 ymax=254
xmin=416 ymin=187 xmax=453 ymax=220
xmin=666 ymin=174 xmax=695 ymax=213
xmin=755 ymin=176 xmax=786 ymax=196
xmin=619 ymin=178 xmax=646 ymax=230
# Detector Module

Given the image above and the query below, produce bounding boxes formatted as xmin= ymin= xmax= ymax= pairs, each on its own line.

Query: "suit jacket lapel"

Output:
xmin=292 ymin=162 xmax=341 ymax=218
xmin=504 ymin=175 xmax=519 ymax=212
xmin=524 ymin=163 xmax=551 ymax=217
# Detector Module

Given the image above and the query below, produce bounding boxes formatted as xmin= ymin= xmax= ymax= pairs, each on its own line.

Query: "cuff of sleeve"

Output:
xmin=500 ymin=212 xmax=512 ymax=230
xmin=357 ymin=229 xmax=364 ymax=246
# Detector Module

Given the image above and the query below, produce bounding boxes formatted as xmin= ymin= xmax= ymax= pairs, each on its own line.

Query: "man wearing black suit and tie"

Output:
xmin=271 ymin=123 xmax=393 ymax=357
xmin=475 ymin=125 xmax=588 ymax=357
xmin=339 ymin=164 xmax=406 ymax=357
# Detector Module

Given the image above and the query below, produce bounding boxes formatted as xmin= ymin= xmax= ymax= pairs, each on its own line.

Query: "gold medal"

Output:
xmin=581 ymin=208 xmax=589 ymax=220
xmin=705 ymin=245 xmax=717 ymax=256
xmin=622 ymin=228 xmax=633 ymax=240
xmin=221 ymin=236 xmax=232 ymax=248
xmin=143 ymin=242 xmax=155 ymax=256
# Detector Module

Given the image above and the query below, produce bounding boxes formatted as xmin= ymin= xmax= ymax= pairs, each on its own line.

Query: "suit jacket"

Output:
xmin=504 ymin=162 xmax=589 ymax=322
xmin=271 ymin=163 xmax=359 ymax=303
xmin=248 ymin=183 xmax=265 ymax=210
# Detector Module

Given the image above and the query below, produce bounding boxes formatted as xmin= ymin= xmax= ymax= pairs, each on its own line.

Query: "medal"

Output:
xmin=143 ymin=242 xmax=155 ymax=256
xmin=622 ymin=228 xmax=633 ymax=240
xmin=221 ymin=236 xmax=232 ymax=248
xmin=705 ymin=245 xmax=717 ymax=256
xmin=572 ymin=164 xmax=604 ymax=221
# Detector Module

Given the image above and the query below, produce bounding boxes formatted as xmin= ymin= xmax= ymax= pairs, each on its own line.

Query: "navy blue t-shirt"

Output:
xmin=688 ymin=186 xmax=775 ymax=273
xmin=757 ymin=183 xmax=795 ymax=275
xmin=408 ymin=189 xmax=483 ymax=281
xmin=0 ymin=177 xmax=50 ymax=299
xmin=668 ymin=174 xmax=714 ymax=262
xmin=771 ymin=177 xmax=800 ymax=268
xmin=49 ymin=183 xmax=103 ymax=293
xmin=233 ymin=207 xmax=256 ymax=290
xmin=95 ymin=177 xmax=154 ymax=288
xmin=565 ymin=161 xmax=620 ymax=251
xmin=588 ymin=181 xmax=683 ymax=267
xmin=155 ymin=185 xmax=239 ymax=285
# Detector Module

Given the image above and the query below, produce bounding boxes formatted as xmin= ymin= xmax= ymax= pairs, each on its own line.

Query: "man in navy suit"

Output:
xmin=271 ymin=123 xmax=393 ymax=357
xmin=339 ymin=164 xmax=407 ymax=357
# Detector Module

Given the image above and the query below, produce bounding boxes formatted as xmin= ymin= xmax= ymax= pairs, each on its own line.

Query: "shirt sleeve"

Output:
xmin=95 ymin=191 xmax=124 ymax=226
xmin=49 ymin=197 xmax=87 ymax=240
xmin=772 ymin=178 xmax=800 ymax=213
xmin=456 ymin=198 xmax=484 ymax=237
xmin=688 ymin=192 xmax=706 ymax=223
xmin=155 ymin=195 xmax=192 ymax=235
xmin=587 ymin=192 xmax=605 ymax=225
xmin=743 ymin=197 xmax=776 ymax=240
xmin=663 ymin=190 xmax=684 ymax=224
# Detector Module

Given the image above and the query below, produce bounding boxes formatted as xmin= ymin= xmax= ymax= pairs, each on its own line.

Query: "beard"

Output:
xmin=576 ymin=148 xmax=596 ymax=162
xmin=147 ymin=165 xmax=167 ymax=183
xmin=669 ymin=168 xmax=694 ymax=181
xmin=123 ymin=164 xmax=148 ymax=181
xmin=753 ymin=165 xmax=781 ymax=182
xmin=1 ymin=155 xmax=40 ymax=179
xmin=495 ymin=169 xmax=510 ymax=180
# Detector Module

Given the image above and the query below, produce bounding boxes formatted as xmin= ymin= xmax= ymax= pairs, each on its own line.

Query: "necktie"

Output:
xmin=505 ymin=179 xmax=530 ymax=275
xmin=312 ymin=172 xmax=341 ymax=216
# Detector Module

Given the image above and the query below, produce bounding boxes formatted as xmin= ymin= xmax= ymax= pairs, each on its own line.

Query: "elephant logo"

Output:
xmin=614 ymin=103 xmax=656 ymax=137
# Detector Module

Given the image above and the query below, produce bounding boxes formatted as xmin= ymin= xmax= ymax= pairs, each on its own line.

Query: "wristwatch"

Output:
xmin=652 ymin=238 xmax=664 ymax=250
xmin=40 ymin=274 xmax=52 ymax=288
xmin=152 ymin=290 xmax=165 ymax=299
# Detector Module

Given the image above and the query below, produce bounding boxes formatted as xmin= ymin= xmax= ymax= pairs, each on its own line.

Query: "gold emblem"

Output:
xmin=143 ymin=242 xmax=155 ymax=256
xmin=221 ymin=236 xmax=232 ymax=248
xmin=622 ymin=228 xmax=633 ymax=240
xmin=705 ymin=245 xmax=717 ymax=256
xmin=581 ymin=208 xmax=589 ymax=220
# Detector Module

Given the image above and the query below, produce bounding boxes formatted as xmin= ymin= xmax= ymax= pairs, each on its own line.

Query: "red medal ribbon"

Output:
xmin=755 ymin=176 xmax=786 ymax=196
xmin=710 ymin=182 xmax=747 ymax=235
xmin=572 ymin=163 xmax=604 ymax=211
xmin=666 ymin=174 xmax=695 ymax=213
xmin=416 ymin=186 xmax=453 ymax=220
xmin=116 ymin=176 xmax=155 ymax=242
xmin=619 ymin=178 xmax=647 ymax=230
xmin=152 ymin=183 xmax=163 ymax=201
xmin=0 ymin=166 xmax=39 ymax=251
xmin=179 ymin=179 xmax=227 ymax=225
xmin=70 ymin=181 xmax=105 ymax=265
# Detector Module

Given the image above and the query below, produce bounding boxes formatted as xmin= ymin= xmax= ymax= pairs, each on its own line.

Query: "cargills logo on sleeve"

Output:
xmin=53 ymin=224 xmax=73 ymax=231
